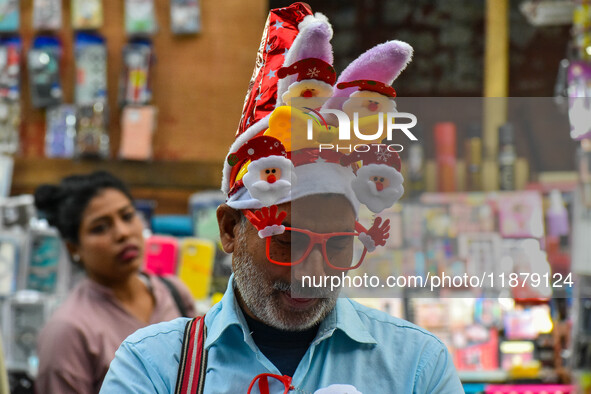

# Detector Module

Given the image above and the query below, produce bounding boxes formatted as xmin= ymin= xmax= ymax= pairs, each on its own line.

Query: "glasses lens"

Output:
xmin=326 ymin=234 xmax=365 ymax=269
xmin=268 ymin=230 xmax=311 ymax=264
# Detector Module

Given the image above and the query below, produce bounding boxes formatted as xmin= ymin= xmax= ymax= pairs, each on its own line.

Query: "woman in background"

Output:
xmin=33 ymin=171 xmax=196 ymax=394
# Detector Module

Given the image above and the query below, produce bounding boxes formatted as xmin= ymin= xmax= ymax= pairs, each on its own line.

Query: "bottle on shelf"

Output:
xmin=407 ymin=126 xmax=424 ymax=198
xmin=434 ymin=122 xmax=457 ymax=193
xmin=498 ymin=122 xmax=516 ymax=191
xmin=465 ymin=123 xmax=483 ymax=192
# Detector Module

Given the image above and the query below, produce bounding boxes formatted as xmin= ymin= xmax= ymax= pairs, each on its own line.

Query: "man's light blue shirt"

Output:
xmin=100 ymin=278 xmax=463 ymax=393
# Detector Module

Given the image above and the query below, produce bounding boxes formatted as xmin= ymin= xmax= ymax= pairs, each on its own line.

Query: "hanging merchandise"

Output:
xmin=0 ymin=234 xmax=19 ymax=296
xmin=1 ymin=195 xmax=35 ymax=230
xmin=568 ymin=61 xmax=591 ymax=140
xmin=28 ymin=36 xmax=62 ymax=109
xmin=75 ymin=102 xmax=109 ymax=158
xmin=45 ymin=104 xmax=76 ymax=158
xmin=74 ymin=33 xmax=107 ymax=105
xmin=0 ymin=37 xmax=21 ymax=155
xmin=1 ymin=291 xmax=55 ymax=375
xmin=22 ymin=227 xmax=67 ymax=294
xmin=71 ymin=0 xmax=103 ymax=30
xmin=170 ymin=0 xmax=201 ymax=34
xmin=32 ymin=0 xmax=62 ymax=31
xmin=119 ymin=105 xmax=156 ymax=160
xmin=0 ymin=37 xmax=21 ymax=101
xmin=573 ymin=2 xmax=591 ymax=61
xmin=124 ymin=0 xmax=157 ymax=36
xmin=0 ymin=0 xmax=19 ymax=33
xmin=0 ymin=101 xmax=20 ymax=154
xmin=120 ymin=39 xmax=153 ymax=106
xmin=0 ymin=154 xmax=13 ymax=197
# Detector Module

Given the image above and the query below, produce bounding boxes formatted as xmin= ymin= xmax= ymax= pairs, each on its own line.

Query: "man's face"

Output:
xmin=231 ymin=194 xmax=356 ymax=331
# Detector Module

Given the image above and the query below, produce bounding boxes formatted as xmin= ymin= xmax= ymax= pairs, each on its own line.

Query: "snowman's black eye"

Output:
xmin=272 ymin=169 xmax=276 ymax=173
xmin=380 ymin=177 xmax=385 ymax=182
xmin=266 ymin=169 xmax=270 ymax=174
xmin=373 ymin=177 xmax=378 ymax=181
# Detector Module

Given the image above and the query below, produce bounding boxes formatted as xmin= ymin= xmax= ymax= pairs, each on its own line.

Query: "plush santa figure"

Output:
xmin=278 ymin=57 xmax=336 ymax=110
xmin=342 ymin=144 xmax=404 ymax=214
xmin=227 ymin=135 xmax=295 ymax=207
xmin=338 ymin=80 xmax=397 ymax=119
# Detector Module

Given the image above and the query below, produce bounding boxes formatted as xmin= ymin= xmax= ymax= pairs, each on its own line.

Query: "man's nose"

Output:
xmin=293 ymin=245 xmax=327 ymax=282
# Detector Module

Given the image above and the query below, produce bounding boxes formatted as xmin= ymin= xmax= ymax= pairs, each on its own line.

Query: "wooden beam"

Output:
xmin=11 ymin=158 xmax=222 ymax=191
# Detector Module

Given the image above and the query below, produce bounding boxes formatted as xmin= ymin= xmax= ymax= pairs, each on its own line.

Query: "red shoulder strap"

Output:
xmin=175 ymin=316 xmax=207 ymax=394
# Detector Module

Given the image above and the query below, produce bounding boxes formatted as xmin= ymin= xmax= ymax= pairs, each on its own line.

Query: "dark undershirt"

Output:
xmin=242 ymin=308 xmax=319 ymax=377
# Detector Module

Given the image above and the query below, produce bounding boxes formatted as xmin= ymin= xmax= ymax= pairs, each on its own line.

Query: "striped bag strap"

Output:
xmin=174 ymin=316 xmax=208 ymax=394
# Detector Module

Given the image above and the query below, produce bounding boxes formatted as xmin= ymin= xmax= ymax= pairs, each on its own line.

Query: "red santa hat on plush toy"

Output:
xmin=342 ymin=144 xmax=404 ymax=214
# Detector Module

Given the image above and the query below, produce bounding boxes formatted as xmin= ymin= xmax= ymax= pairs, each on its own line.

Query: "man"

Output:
xmin=100 ymin=3 xmax=463 ymax=393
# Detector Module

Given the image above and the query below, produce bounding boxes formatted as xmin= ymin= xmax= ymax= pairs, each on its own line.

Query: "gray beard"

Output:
xmin=232 ymin=237 xmax=338 ymax=331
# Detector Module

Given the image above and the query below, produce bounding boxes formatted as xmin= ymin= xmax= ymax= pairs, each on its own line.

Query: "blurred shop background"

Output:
xmin=0 ymin=1 xmax=591 ymax=393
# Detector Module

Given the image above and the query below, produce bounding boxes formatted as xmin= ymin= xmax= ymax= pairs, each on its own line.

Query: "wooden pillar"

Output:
xmin=482 ymin=0 xmax=509 ymax=190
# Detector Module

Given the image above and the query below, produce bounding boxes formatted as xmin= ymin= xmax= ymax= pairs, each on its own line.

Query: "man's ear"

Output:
xmin=216 ymin=204 xmax=242 ymax=254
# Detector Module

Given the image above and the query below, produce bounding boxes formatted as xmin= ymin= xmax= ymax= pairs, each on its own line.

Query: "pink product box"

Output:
xmin=143 ymin=235 xmax=179 ymax=275
xmin=485 ymin=385 xmax=575 ymax=394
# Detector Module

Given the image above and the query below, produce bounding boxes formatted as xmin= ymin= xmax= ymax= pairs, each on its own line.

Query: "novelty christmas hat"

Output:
xmin=222 ymin=4 xmax=413 ymax=217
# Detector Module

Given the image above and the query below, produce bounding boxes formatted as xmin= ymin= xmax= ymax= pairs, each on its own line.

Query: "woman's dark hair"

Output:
xmin=34 ymin=171 xmax=134 ymax=244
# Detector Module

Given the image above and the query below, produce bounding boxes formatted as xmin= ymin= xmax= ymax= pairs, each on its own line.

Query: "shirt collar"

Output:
xmin=315 ymin=297 xmax=377 ymax=345
xmin=204 ymin=274 xmax=254 ymax=350
xmin=204 ymin=275 xmax=377 ymax=349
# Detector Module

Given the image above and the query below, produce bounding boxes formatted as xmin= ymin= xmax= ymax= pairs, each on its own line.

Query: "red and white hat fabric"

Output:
xmin=342 ymin=145 xmax=404 ymax=214
xmin=337 ymin=80 xmax=397 ymax=98
xmin=278 ymin=58 xmax=336 ymax=86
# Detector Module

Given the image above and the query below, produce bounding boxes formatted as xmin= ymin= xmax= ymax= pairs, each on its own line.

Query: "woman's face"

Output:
xmin=71 ymin=188 xmax=145 ymax=286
